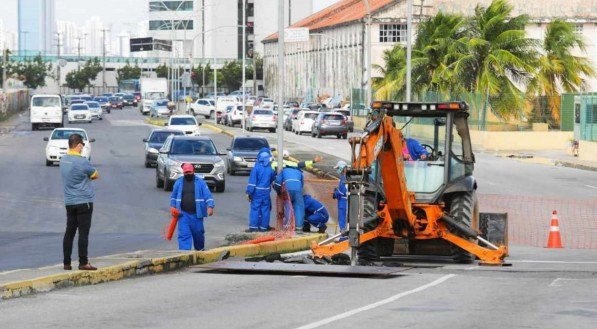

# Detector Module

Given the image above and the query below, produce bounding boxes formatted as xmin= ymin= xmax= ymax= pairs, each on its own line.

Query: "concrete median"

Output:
xmin=0 ymin=234 xmax=326 ymax=300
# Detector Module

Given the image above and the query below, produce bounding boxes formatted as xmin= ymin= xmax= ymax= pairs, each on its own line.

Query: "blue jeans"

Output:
xmin=178 ymin=211 xmax=205 ymax=250
xmin=287 ymin=189 xmax=304 ymax=228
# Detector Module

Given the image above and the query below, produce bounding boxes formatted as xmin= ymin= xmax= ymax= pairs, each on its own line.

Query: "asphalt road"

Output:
xmin=1 ymin=245 xmax=596 ymax=328
xmin=0 ymin=108 xmax=255 ymax=271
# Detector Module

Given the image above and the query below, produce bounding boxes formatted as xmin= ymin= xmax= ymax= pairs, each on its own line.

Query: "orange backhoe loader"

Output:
xmin=311 ymin=101 xmax=508 ymax=266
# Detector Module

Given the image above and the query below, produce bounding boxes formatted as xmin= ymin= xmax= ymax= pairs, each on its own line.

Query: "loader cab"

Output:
xmin=369 ymin=101 xmax=475 ymax=203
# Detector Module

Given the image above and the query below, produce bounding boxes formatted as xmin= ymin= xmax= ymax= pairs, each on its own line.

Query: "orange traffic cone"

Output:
xmin=546 ymin=210 xmax=563 ymax=248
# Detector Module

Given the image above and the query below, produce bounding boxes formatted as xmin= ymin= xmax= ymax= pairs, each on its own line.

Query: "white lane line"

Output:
xmin=549 ymin=278 xmax=579 ymax=287
xmin=512 ymin=260 xmax=597 ymax=264
xmin=585 ymin=185 xmax=597 ymax=190
xmin=464 ymin=266 xmax=478 ymax=270
xmin=0 ymin=269 xmax=24 ymax=276
xmin=295 ymin=274 xmax=456 ymax=329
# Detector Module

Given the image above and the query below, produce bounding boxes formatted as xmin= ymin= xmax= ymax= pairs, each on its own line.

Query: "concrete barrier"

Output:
xmin=0 ymin=234 xmax=326 ymax=300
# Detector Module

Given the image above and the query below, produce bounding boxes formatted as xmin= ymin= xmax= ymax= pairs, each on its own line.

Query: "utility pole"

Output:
xmin=55 ymin=33 xmax=62 ymax=91
xmin=363 ymin=0 xmax=371 ymax=109
xmin=101 ymin=28 xmax=110 ymax=94
xmin=241 ymin=0 xmax=246 ymax=132
xmin=276 ymin=0 xmax=285 ymax=170
xmin=406 ymin=0 xmax=413 ymax=102
xmin=2 ymin=36 xmax=7 ymax=92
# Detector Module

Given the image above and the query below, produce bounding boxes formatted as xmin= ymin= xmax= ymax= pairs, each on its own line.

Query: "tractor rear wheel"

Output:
xmin=446 ymin=191 xmax=479 ymax=263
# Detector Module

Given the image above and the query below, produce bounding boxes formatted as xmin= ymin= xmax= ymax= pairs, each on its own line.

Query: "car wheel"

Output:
xmin=163 ymin=172 xmax=172 ymax=191
xmin=248 ymin=126 xmax=253 ymax=132
xmin=45 ymin=159 xmax=52 ymax=166
xmin=31 ymin=123 xmax=37 ymax=131
xmin=145 ymin=161 xmax=151 ymax=168
xmin=271 ymin=128 xmax=276 ymax=133
xmin=337 ymin=134 xmax=341 ymax=139
xmin=156 ymin=169 xmax=164 ymax=188
xmin=99 ymin=117 xmax=103 ymax=120
xmin=215 ymin=181 xmax=225 ymax=193
xmin=343 ymin=134 xmax=348 ymax=139
xmin=317 ymin=130 xmax=322 ymax=138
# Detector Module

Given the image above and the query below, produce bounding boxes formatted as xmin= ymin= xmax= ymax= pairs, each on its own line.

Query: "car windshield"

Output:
xmin=304 ymin=113 xmax=318 ymax=119
xmin=71 ymin=105 xmax=88 ymax=111
xmin=234 ymin=138 xmax=269 ymax=151
xmin=150 ymin=131 xmax=182 ymax=143
xmin=32 ymin=97 xmax=60 ymax=107
xmin=170 ymin=117 xmax=196 ymax=125
xmin=123 ymin=95 xmax=134 ymax=100
xmin=51 ymin=130 xmax=87 ymax=140
xmin=109 ymin=97 xmax=119 ymax=102
xmin=170 ymin=139 xmax=216 ymax=155
xmin=254 ymin=110 xmax=273 ymax=115
xmin=155 ymin=100 xmax=169 ymax=106
xmin=80 ymin=96 xmax=92 ymax=101
xmin=86 ymin=102 xmax=100 ymax=108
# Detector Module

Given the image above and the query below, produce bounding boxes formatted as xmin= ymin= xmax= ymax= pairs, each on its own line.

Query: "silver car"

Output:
xmin=150 ymin=99 xmax=172 ymax=118
xmin=246 ymin=108 xmax=277 ymax=133
xmin=156 ymin=135 xmax=226 ymax=192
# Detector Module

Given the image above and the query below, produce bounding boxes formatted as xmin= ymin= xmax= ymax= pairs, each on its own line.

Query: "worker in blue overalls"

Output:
xmin=273 ymin=164 xmax=304 ymax=233
xmin=170 ymin=163 xmax=215 ymax=250
xmin=246 ymin=147 xmax=276 ymax=232
xmin=332 ymin=160 xmax=348 ymax=232
xmin=302 ymin=195 xmax=329 ymax=233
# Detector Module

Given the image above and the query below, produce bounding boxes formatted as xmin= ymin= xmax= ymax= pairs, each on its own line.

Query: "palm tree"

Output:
xmin=373 ymin=44 xmax=406 ymax=101
xmin=446 ymin=0 xmax=538 ymax=126
xmin=527 ymin=19 xmax=595 ymax=122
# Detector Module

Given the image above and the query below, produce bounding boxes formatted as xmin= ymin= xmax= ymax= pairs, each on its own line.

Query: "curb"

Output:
xmin=0 ymin=234 xmax=326 ymax=300
xmin=202 ymin=123 xmax=235 ymax=138
xmin=555 ymin=160 xmax=597 ymax=172
xmin=144 ymin=117 xmax=167 ymax=127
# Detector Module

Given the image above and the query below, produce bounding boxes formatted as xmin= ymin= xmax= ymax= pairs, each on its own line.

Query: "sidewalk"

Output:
xmin=0 ymin=234 xmax=325 ymax=300
xmin=493 ymin=149 xmax=597 ymax=172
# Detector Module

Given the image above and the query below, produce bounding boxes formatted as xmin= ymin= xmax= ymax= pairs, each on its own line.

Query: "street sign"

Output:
xmin=130 ymin=37 xmax=153 ymax=52
xmin=153 ymin=39 xmax=172 ymax=52
xmin=284 ymin=28 xmax=309 ymax=43
xmin=181 ymin=72 xmax=192 ymax=88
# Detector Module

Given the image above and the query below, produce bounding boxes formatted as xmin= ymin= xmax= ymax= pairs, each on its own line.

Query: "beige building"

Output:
xmin=262 ymin=0 xmax=597 ymax=103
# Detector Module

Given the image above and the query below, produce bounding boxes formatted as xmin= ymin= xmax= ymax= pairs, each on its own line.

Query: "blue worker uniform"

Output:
xmin=303 ymin=195 xmax=329 ymax=229
xmin=246 ymin=149 xmax=276 ymax=231
xmin=170 ymin=175 xmax=215 ymax=250
xmin=406 ymin=138 xmax=429 ymax=160
xmin=273 ymin=166 xmax=305 ymax=228
xmin=333 ymin=174 xmax=348 ymax=231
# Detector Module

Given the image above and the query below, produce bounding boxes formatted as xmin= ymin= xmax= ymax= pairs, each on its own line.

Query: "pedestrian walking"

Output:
xmin=302 ymin=195 xmax=329 ymax=233
xmin=246 ymin=147 xmax=276 ymax=232
xmin=60 ymin=133 xmax=99 ymax=271
xmin=332 ymin=160 xmax=348 ymax=231
xmin=273 ymin=165 xmax=305 ymax=233
xmin=170 ymin=163 xmax=215 ymax=250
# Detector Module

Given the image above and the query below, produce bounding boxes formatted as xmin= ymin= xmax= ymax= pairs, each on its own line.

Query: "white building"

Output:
xmin=262 ymin=0 xmax=597 ymax=103
xmin=147 ymin=0 xmax=314 ymax=60
xmin=56 ymin=20 xmax=79 ymax=55
xmin=83 ymin=16 xmax=106 ymax=57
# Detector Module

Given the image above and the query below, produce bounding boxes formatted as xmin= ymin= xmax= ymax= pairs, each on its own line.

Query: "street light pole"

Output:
xmin=276 ymin=0 xmax=285 ymax=170
xmin=363 ymin=0 xmax=371 ymax=109
xmin=241 ymin=0 xmax=246 ymax=132
xmin=101 ymin=28 xmax=109 ymax=94
xmin=406 ymin=0 xmax=413 ymax=102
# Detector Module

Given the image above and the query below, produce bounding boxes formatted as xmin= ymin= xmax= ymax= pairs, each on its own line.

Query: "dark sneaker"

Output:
xmin=245 ymin=228 xmax=258 ymax=233
xmin=63 ymin=264 xmax=72 ymax=271
xmin=318 ymin=225 xmax=327 ymax=233
xmin=78 ymin=263 xmax=97 ymax=271
xmin=302 ymin=223 xmax=311 ymax=233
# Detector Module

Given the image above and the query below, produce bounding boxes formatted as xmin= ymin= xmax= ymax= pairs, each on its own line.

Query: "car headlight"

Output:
xmin=147 ymin=147 xmax=159 ymax=154
xmin=233 ymin=156 xmax=242 ymax=162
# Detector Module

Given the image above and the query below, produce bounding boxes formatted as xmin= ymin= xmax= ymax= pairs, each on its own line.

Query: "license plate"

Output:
xmin=75 ymin=115 xmax=84 ymax=119
xmin=247 ymin=162 xmax=255 ymax=168
xmin=331 ymin=121 xmax=341 ymax=125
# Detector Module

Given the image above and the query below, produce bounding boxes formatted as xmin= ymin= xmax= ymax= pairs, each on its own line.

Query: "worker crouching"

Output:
xmin=246 ymin=147 xmax=276 ymax=232
xmin=170 ymin=163 xmax=215 ymax=250
xmin=302 ymin=195 xmax=329 ymax=233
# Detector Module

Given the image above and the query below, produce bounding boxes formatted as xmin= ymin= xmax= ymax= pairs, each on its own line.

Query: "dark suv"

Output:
xmin=311 ymin=113 xmax=348 ymax=139
xmin=226 ymin=136 xmax=270 ymax=175
xmin=122 ymin=94 xmax=137 ymax=107
xmin=156 ymin=135 xmax=226 ymax=192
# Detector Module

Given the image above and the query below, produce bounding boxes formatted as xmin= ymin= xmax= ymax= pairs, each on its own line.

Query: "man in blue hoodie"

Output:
xmin=170 ymin=163 xmax=215 ymax=250
xmin=303 ymin=195 xmax=329 ymax=233
xmin=273 ymin=164 xmax=305 ymax=232
xmin=246 ymin=147 xmax=276 ymax=232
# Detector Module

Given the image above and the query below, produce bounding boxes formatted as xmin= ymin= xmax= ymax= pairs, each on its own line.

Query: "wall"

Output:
xmin=0 ymin=89 xmax=30 ymax=119
xmin=579 ymin=140 xmax=597 ymax=162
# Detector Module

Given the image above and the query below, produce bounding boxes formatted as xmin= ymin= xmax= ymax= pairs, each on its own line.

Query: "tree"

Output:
xmin=116 ymin=61 xmax=142 ymax=83
xmin=220 ymin=60 xmax=247 ymax=91
xmin=10 ymin=54 xmax=53 ymax=89
xmin=155 ymin=63 xmax=168 ymax=78
xmin=527 ymin=19 xmax=595 ymax=122
xmin=65 ymin=58 xmax=102 ymax=91
xmin=448 ymin=0 xmax=538 ymax=123
xmin=373 ymin=44 xmax=407 ymax=100
xmin=191 ymin=64 xmax=212 ymax=87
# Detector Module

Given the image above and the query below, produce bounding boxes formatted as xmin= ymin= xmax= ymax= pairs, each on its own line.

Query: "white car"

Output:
xmin=67 ymin=104 xmax=92 ymax=123
xmin=260 ymin=98 xmax=274 ymax=108
xmin=166 ymin=115 xmax=201 ymax=135
xmin=225 ymin=104 xmax=245 ymax=127
xmin=292 ymin=110 xmax=318 ymax=135
xmin=247 ymin=108 xmax=276 ymax=133
xmin=44 ymin=128 xmax=94 ymax=166
xmin=246 ymin=96 xmax=257 ymax=106
xmin=30 ymin=94 xmax=63 ymax=130
xmin=189 ymin=98 xmax=216 ymax=118
xmin=216 ymin=96 xmax=241 ymax=123
xmin=85 ymin=101 xmax=103 ymax=120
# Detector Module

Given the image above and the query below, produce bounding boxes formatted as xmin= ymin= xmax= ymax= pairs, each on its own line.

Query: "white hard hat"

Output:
xmin=283 ymin=150 xmax=290 ymax=158
xmin=334 ymin=160 xmax=348 ymax=174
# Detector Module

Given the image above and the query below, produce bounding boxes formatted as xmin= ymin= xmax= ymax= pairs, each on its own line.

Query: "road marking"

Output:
xmin=295 ymin=274 xmax=456 ymax=329
xmin=0 ymin=269 xmax=24 ymax=276
xmin=549 ymin=278 xmax=579 ymax=287
xmin=585 ymin=185 xmax=597 ymax=190
xmin=464 ymin=266 xmax=478 ymax=270
xmin=512 ymin=260 xmax=597 ymax=264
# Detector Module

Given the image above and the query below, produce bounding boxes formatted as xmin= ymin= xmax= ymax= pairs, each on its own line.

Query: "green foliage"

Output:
xmin=191 ymin=64 xmax=212 ymax=87
xmin=116 ymin=61 xmax=142 ymax=83
xmin=65 ymin=58 xmax=102 ymax=91
xmin=8 ymin=54 xmax=53 ymax=89
xmin=155 ymin=63 xmax=169 ymax=78
xmin=220 ymin=60 xmax=253 ymax=91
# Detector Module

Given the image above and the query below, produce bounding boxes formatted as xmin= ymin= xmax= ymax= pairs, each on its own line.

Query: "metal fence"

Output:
xmin=579 ymin=95 xmax=597 ymax=142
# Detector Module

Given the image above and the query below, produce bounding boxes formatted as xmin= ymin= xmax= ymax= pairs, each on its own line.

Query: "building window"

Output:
xmin=575 ymin=24 xmax=583 ymax=34
xmin=149 ymin=20 xmax=194 ymax=31
xmin=379 ymin=24 xmax=407 ymax=43
xmin=149 ymin=1 xmax=193 ymax=12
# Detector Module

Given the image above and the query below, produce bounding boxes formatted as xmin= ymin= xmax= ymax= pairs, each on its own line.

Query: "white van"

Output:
xmin=215 ymin=96 xmax=241 ymax=123
xmin=31 ymin=94 xmax=63 ymax=130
